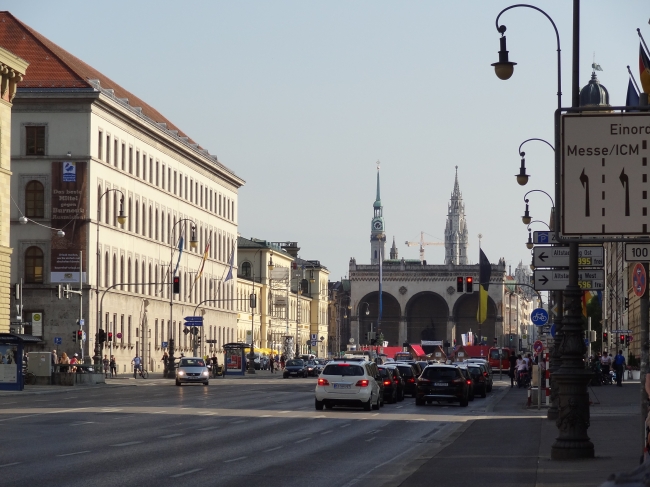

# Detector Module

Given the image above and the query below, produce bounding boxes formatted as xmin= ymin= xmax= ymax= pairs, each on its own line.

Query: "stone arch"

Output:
xmin=405 ymin=291 xmax=449 ymax=344
xmin=453 ymin=293 xmax=498 ymax=346
xmin=358 ymin=291 xmax=401 ymax=346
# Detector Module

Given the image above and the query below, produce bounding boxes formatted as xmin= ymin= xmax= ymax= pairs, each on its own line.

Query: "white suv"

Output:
xmin=314 ymin=360 xmax=381 ymax=411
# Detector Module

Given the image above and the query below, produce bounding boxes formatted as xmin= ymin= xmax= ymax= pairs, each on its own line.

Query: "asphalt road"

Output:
xmin=0 ymin=375 xmax=509 ymax=487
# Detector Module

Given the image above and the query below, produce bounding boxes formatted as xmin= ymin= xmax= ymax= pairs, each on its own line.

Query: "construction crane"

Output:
xmin=405 ymin=231 xmax=444 ymax=263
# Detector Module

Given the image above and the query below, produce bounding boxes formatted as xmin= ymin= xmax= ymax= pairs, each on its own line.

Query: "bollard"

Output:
xmin=546 ymin=386 xmax=550 ymax=406
xmin=527 ymin=388 xmax=532 ymax=407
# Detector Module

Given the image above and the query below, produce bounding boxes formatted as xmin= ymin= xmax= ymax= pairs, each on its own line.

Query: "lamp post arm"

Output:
xmin=518 ymin=138 xmax=555 ymax=156
xmin=527 ymin=220 xmax=551 ymax=231
xmin=524 ymin=189 xmax=555 ymax=207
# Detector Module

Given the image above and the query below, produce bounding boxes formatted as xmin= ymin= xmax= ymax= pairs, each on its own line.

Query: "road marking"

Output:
xmin=71 ymin=422 xmax=94 ymax=426
xmin=263 ymin=446 xmax=282 ymax=452
xmin=159 ymin=433 xmax=183 ymax=438
xmin=200 ymin=412 xmax=217 ymax=416
xmin=230 ymin=419 xmax=246 ymax=424
xmin=320 ymin=430 xmax=332 ymax=435
xmin=111 ymin=441 xmax=143 ymax=447
xmin=340 ymin=423 xmax=351 ymax=428
xmin=396 ymin=406 xmax=403 ymax=409
xmin=261 ymin=415 xmax=273 ymax=418
xmin=366 ymin=437 xmax=376 ymax=442
xmin=0 ymin=414 xmax=38 ymax=422
xmin=170 ymin=468 xmax=203 ymax=478
xmin=313 ymin=415 xmax=326 ymax=418
xmin=224 ymin=456 xmax=247 ymax=463
xmin=0 ymin=462 xmax=21 ymax=468
xmin=196 ymin=426 xmax=219 ymax=431
xmin=371 ymin=413 xmax=379 ymax=416
xmin=56 ymin=451 xmax=91 ymax=457
xmin=295 ymin=438 xmax=311 ymax=444
xmin=0 ymin=402 xmax=17 ymax=405
xmin=278 ymin=411 xmax=290 ymax=414
xmin=152 ymin=411 xmax=166 ymax=414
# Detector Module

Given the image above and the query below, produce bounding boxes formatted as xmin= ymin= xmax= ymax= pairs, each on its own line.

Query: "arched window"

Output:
xmin=127 ymin=258 xmax=132 ymax=287
xmin=241 ymin=261 xmax=252 ymax=278
xmin=98 ymin=185 xmax=103 ymax=223
xmin=25 ymin=180 xmax=45 ymax=218
xmin=135 ymin=204 xmax=139 ymax=234
xmin=142 ymin=203 xmax=146 ymax=236
xmin=24 ymin=246 xmax=44 ymax=283
xmin=128 ymin=198 xmax=133 ymax=232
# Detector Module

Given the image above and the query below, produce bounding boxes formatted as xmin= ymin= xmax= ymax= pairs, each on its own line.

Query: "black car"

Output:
xmin=378 ymin=365 xmax=405 ymax=403
xmin=466 ymin=364 xmax=487 ymax=398
xmin=416 ymin=365 xmax=469 ymax=407
xmin=283 ymin=359 xmax=308 ymax=378
xmin=455 ymin=365 xmax=475 ymax=401
xmin=395 ymin=364 xmax=418 ymax=398
xmin=305 ymin=360 xmax=319 ymax=377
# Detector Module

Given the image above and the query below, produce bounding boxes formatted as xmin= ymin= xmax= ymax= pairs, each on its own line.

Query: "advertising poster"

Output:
xmin=0 ymin=345 xmax=18 ymax=383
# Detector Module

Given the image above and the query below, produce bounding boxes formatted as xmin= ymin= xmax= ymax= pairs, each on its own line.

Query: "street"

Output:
xmin=0 ymin=374 xmax=509 ymax=487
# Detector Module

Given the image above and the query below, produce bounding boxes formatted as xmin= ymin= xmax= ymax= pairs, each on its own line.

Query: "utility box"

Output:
xmin=28 ymin=352 xmax=52 ymax=377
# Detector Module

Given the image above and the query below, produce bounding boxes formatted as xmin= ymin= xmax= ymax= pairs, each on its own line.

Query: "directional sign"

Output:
xmin=533 ymin=231 xmax=558 ymax=245
xmin=79 ymin=319 xmax=85 ymax=326
xmin=54 ymin=337 xmax=62 ymax=345
xmin=162 ymin=341 xmax=168 ymax=348
xmin=184 ymin=316 xmax=203 ymax=326
xmin=632 ymin=262 xmax=647 ymax=298
xmin=534 ymin=269 xmax=605 ymax=291
xmin=541 ymin=324 xmax=552 ymax=335
xmin=612 ymin=329 xmax=632 ymax=334
xmin=533 ymin=246 xmax=604 ymax=268
xmin=531 ymin=308 xmax=549 ymax=326
xmin=626 ymin=243 xmax=650 ymax=261
xmin=561 ymin=112 xmax=650 ymax=236
xmin=82 ymin=331 xmax=86 ymax=342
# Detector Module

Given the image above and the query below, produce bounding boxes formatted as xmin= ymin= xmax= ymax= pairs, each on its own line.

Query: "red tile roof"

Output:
xmin=0 ymin=11 xmax=196 ymax=145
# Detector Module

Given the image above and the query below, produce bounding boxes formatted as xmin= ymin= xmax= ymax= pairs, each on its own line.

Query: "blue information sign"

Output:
xmin=162 ymin=341 xmax=168 ymax=349
xmin=184 ymin=316 xmax=203 ymax=326
xmin=531 ymin=308 xmax=549 ymax=326
xmin=550 ymin=323 xmax=556 ymax=338
xmin=54 ymin=337 xmax=62 ymax=345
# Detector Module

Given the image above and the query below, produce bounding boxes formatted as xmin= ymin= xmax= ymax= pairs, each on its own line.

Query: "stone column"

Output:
xmin=398 ymin=316 xmax=407 ymax=344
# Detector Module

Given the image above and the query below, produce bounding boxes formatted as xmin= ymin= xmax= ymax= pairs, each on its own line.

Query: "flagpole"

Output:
xmin=638 ymin=28 xmax=650 ymax=58
xmin=627 ymin=65 xmax=642 ymax=94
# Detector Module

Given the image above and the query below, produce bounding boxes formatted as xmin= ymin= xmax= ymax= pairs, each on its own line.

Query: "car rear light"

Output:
xmin=407 ymin=378 xmax=415 ymax=383
xmin=393 ymin=379 xmax=399 ymax=383
xmin=466 ymin=380 xmax=472 ymax=385
xmin=383 ymin=380 xmax=391 ymax=386
xmin=484 ymin=372 xmax=488 ymax=377
xmin=355 ymin=379 xmax=369 ymax=387
xmin=317 ymin=378 xmax=329 ymax=386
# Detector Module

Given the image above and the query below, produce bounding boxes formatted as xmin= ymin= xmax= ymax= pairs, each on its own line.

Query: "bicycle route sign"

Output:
xmin=530 ymin=308 xmax=549 ymax=326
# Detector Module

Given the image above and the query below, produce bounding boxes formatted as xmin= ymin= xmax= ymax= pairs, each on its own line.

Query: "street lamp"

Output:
xmin=491 ymin=25 xmax=517 ymax=80
xmin=95 ymin=188 xmax=126 ymax=367
xmin=525 ymin=221 xmax=550 ymax=249
xmin=522 ymin=190 xmax=555 ymax=226
xmin=516 ymin=138 xmax=555 ymax=186
xmin=18 ymin=215 xmax=65 ymax=237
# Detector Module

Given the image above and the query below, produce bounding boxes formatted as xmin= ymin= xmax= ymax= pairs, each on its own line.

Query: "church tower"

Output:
xmin=390 ymin=237 xmax=398 ymax=260
xmin=370 ymin=167 xmax=386 ymax=264
xmin=445 ymin=167 xmax=469 ymax=265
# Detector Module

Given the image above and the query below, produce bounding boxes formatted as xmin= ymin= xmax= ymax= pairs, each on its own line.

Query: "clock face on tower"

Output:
xmin=373 ymin=220 xmax=383 ymax=230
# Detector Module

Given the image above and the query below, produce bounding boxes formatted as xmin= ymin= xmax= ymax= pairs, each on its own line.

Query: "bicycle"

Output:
xmin=24 ymin=371 xmax=36 ymax=385
xmin=138 ymin=368 xmax=149 ymax=379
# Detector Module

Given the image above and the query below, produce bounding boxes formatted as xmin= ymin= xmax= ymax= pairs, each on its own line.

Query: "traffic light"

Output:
xmin=173 ymin=276 xmax=180 ymax=294
xmin=466 ymin=276 xmax=473 ymax=293
xmin=249 ymin=293 xmax=257 ymax=309
xmin=77 ymin=330 xmax=83 ymax=342
xmin=602 ymin=331 xmax=608 ymax=343
xmin=108 ymin=332 xmax=113 ymax=342
xmin=456 ymin=276 xmax=464 ymax=293
xmin=625 ymin=335 xmax=631 ymax=346
xmin=72 ymin=331 xmax=77 ymax=343
xmin=620 ymin=334 xmax=625 ymax=345
xmin=624 ymin=297 xmax=630 ymax=310
xmin=98 ymin=329 xmax=106 ymax=344
xmin=196 ymin=335 xmax=202 ymax=347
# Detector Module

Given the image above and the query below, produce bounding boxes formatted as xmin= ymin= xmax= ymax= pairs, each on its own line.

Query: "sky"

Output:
xmin=5 ymin=1 xmax=649 ymax=279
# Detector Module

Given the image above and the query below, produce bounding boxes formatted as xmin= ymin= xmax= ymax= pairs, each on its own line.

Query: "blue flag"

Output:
xmin=173 ymin=236 xmax=184 ymax=276
xmin=626 ymin=79 xmax=639 ymax=111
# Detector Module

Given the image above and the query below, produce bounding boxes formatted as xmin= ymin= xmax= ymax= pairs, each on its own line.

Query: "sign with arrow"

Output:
xmin=184 ymin=316 xmax=203 ymax=326
xmin=533 ymin=246 xmax=604 ymax=268
xmin=534 ymin=269 xmax=605 ymax=291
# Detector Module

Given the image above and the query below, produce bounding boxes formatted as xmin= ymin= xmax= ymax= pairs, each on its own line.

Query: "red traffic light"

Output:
xmin=77 ymin=330 xmax=83 ymax=340
xmin=108 ymin=332 xmax=113 ymax=342
xmin=466 ymin=276 xmax=474 ymax=293
xmin=173 ymin=276 xmax=180 ymax=294
xmin=620 ymin=334 xmax=625 ymax=344
xmin=456 ymin=276 xmax=464 ymax=292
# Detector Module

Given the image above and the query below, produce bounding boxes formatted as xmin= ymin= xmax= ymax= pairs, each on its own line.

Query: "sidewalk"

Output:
xmin=396 ymin=380 xmax=642 ymax=487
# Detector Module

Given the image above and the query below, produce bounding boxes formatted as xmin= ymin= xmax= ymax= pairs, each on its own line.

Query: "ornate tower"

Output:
xmin=445 ymin=167 xmax=469 ymax=265
xmin=389 ymin=236 xmax=398 ymax=260
xmin=370 ymin=167 xmax=386 ymax=264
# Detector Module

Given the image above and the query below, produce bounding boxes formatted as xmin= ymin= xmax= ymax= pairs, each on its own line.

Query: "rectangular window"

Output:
xmin=98 ymin=131 xmax=103 ymax=160
xmin=161 ymin=164 xmax=165 ymax=189
xmin=128 ymin=316 xmax=132 ymax=345
xmin=106 ymin=135 xmax=111 ymax=163
xmin=185 ymin=177 xmax=188 ymax=200
xmin=168 ymin=168 xmax=171 ymax=192
xmin=174 ymin=171 xmax=177 ymax=194
xmin=149 ymin=158 xmax=153 ymax=184
xmin=142 ymin=153 xmax=147 ymax=180
xmin=120 ymin=315 xmax=125 ymax=344
xmin=121 ymin=143 xmax=126 ymax=171
xmin=114 ymin=139 xmax=118 ymax=167
xmin=26 ymin=126 xmax=46 ymax=155
xmin=156 ymin=160 xmax=159 ymax=186
xmin=190 ymin=179 xmax=194 ymax=203
xmin=129 ymin=147 xmax=133 ymax=174
xmin=136 ymin=150 xmax=140 ymax=177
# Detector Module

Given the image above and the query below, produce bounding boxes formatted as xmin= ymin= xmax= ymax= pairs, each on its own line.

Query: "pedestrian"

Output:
xmin=508 ymin=353 xmax=517 ymax=388
xmin=280 ymin=354 xmax=285 ymax=370
xmin=600 ymin=352 xmax=612 ymax=383
xmin=131 ymin=355 xmax=142 ymax=378
xmin=102 ymin=354 xmax=110 ymax=378
xmin=211 ymin=353 xmax=219 ymax=377
xmin=614 ymin=350 xmax=626 ymax=387
xmin=59 ymin=352 xmax=70 ymax=373
xmin=110 ymin=355 xmax=117 ymax=377
xmin=51 ymin=350 xmax=58 ymax=367
xmin=270 ymin=355 xmax=275 ymax=373
xmin=70 ymin=353 xmax=79 ymax=373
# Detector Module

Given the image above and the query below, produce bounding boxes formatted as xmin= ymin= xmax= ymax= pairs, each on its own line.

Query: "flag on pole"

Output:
xmin=591 ymin=62 xmax=603 ymax=71
xmin=223 ymin=243 xmax=235 ymax=282
xmin=173 ymin=236 xmax=184 ymax=276
xmin=477 ymin=249 xmax=491 ymax=324
xmin=626 ymin=78 xmax=640 ymax=110
xmin=194 ymin=238 xmax=211 ymax=283
xmin=640 ymin=43 xmax=650 ymax=94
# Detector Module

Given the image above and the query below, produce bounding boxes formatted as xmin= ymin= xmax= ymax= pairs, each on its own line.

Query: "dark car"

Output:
xmin=455 ymin=364 xmax=475 ymax=401
xmin=466 ymin=363 xmax=487 ymax=398
xmin=416 ymin=365 xmax=469 ymax=407
xmin=395 ymin=364 xmax=418 ymax=398
xmin=283 ymin=359 xmax=308 ymax=378
xmin=305 ymin=360 xmax=319 ymax=377
xmin=397 ymin=360 xmax=423 ymax=376
xmin=467 ymin=359 xmax=493 ymax=392
xmin=378 ymin=365 xmax=405 ymax=403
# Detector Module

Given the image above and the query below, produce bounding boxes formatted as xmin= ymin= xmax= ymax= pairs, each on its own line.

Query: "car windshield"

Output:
xmin=490 ymin=350 xmax=500 ymax=360
xmin=467 ymin=366 xmax=482 ymax=376
xmin=306 ymin=361 xmax=315 ymax=366
xmin=396 ymin=366 xmax=413 ymax=377
xmin=422 ymin=368 xmax=459 ymax=381
xmin=286 ymin=360 xmax=304 ymax=366
xmin=378 ymin=368 xmax=390 ymax=378
xmin=323 ymin=364 xmax=364 ymax=376
xmin=180 ymin=359 xmax=205 ymax=367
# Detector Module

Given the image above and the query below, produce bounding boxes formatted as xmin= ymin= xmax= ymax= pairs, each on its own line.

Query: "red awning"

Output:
xmin=410 ymin=345 xmax=426 ymax=358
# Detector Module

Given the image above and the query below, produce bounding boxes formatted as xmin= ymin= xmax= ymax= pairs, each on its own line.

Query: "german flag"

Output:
xmin=640 ymin=43 xmax=650 ymax=94
xmin=477 ymin=249 xmax=491 ymax=324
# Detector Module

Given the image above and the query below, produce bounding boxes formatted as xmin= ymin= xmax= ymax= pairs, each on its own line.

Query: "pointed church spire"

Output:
xmin=374 ymin=164 xmax=381 ymax=208
xmin=390 ymin=236 xmax=398 ymax=259
xmin=445 ymin=167 xmax=469 ymax=265
xmin=452 ymin=165 xmax=461 ymax=198
xmin=370 ymin=162 xmax=386 ymax=264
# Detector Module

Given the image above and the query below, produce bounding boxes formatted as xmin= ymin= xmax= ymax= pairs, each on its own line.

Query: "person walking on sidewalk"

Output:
xmin=110 ymin=355 xmax=117 ymax=377
xmin=614 ymin=350 xmax=626 ymax=387
xmin=102 ymin=354 xmax=110 ymax=378
xmin=509 ymin=352 xmax=517 ymax=387
xmin=270 ymin=355 xmax=275 ymax=373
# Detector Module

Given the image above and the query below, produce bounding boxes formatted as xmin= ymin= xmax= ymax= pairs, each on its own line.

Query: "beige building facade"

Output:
xmin=0 ymin=46 xmax=27 ymax=333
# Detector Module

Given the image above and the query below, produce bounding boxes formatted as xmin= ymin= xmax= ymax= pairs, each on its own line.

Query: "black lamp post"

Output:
xmin=515 ymin=138 xmax=555 ymax=186
xmin=493 ymin=2 xmax=593 ymax=460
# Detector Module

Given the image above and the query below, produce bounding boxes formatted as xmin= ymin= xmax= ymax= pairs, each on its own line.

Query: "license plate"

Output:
xmin=434 ymin=383 xmax=448 ymax=387
xmin=333 ymin=383 xmax=351 ymax=389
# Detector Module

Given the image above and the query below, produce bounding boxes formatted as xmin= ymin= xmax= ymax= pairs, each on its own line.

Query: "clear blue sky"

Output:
xmin=6 ymin=1 xmax=649 ymax=279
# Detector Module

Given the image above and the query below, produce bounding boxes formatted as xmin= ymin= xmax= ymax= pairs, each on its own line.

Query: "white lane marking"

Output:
xmin=371 ymin=413 xmax=379 ymax=416
xmin=313 ymin=415 xmax=326 ymax=418
xmin=321 ymin=430 xmax=332 ymax=435
xmin=0 ymin=414 xmax=38 ymax=422
xmin=196 ymin=426 xmax=219 ymax=431
xmin=278 ymin=411 xmax=290 ymax=414
xmin=396 ymin=406 xmax=403 ymax=409
xmin=263 ymin=446 xmax=282 ymax=452
xmin=111 ymin=441 xmax=143 ymax=447
xmin=366 ymin=437 xmax=376 ymax=442
xmin=0 ymin=402 xmax=17 ymax=405
xmin=224 ymin=456 xmax=247 ymax=463
xmin=0 ymin=462 xmax=22 ymax=468
xmin=159 ymin=433 xmax=183 ymax=438
xmin=152 ymin=411 xmax=166 ymax=414
xmin=295 ymin=438 xmax=311 ymax=444
xmin=340 ymin=423 xmax=351 ymax=428
xmin=56 ymin=450 xmax=91 ymax=457
xmin=170 ymin=468 xmax=203 ymax=478
xmin=230 ymin=419 xmax=246 ymax=424
xmin=71 ymin=422 xmax=94 ymax=426
xmin=261 ymin=415 xmax=273 ymax=418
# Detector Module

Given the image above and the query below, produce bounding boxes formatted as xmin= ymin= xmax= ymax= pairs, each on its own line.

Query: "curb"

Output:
xmin=0 ymin=383 xmax=134 ymax=397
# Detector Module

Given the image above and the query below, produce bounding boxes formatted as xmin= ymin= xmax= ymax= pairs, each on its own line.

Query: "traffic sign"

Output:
xmin=162 ymin=341 xmax=168 ymax=348
xmin=626 ymin=243 xmax=650 ymax=261
xmin=633 ymin=263 xmax=647 ymax=297
xmin=533 ymin=246 xmax=604 ymax=268
xmin=184 ymin=316 xmax=203 ymax=326
xmin=561 ymin=112 xmax=650 ymax=236
xmin=531 ymin=308 xmax=549 ymax=326
xmin=533 ymin=340 xmax=543 ymax=353
xmin=532 ymin=231 xmax=558 ymax=245
xmin=310 ymin=340 xmax=317 ymax=347
xmin=54 ymin=337 xmax=62 ymax=345
xmin=550 ymin=323 xmax=556 ymax=338
xmin=310 ymin=333 xmax=317 ymax=341
xmin=116 ymin=332 xmax=123 ymax=339
xmin=541 ymin=324 xmax=552 ymax=335
xmin=612 ymin=330 xmax=632 ymax=334
xmin=205 ymin=339 xmax=217 ymax=344
xmin=79 ymin=319 xmax=85 ymax=326
xmin=533 ymin=269 xmax=605 ymax=291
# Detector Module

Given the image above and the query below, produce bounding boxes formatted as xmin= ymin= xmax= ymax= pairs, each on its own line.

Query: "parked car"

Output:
xmin=378 ymin=365 xmax=404 ymax=403
xmin=416 ymin=364 xmax=469 ymax=407
xmin=283 ymin=359 xmax=308 ymax=378
xmin=176 ymin=357 xmax=209 ymax=386
xmin=395 ymin=363 xmax=419 ymax=398
xmin=315 ymin=360 xmax=382 ymax=411
xmin=466 ymin=363 xmax=487 ymax=398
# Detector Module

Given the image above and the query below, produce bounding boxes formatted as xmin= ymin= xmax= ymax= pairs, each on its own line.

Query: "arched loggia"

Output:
xmin=358 ymin=292 xmax=401 ymax=346
xmin=405 ymin=291 xmax=449 ymax=346
xmin=453 ymin=293 xmax=498 ymax=346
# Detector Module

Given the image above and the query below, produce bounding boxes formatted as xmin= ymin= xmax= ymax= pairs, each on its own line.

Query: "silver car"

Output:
xmin=176 ymin=357 xmax=209 ymax=386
